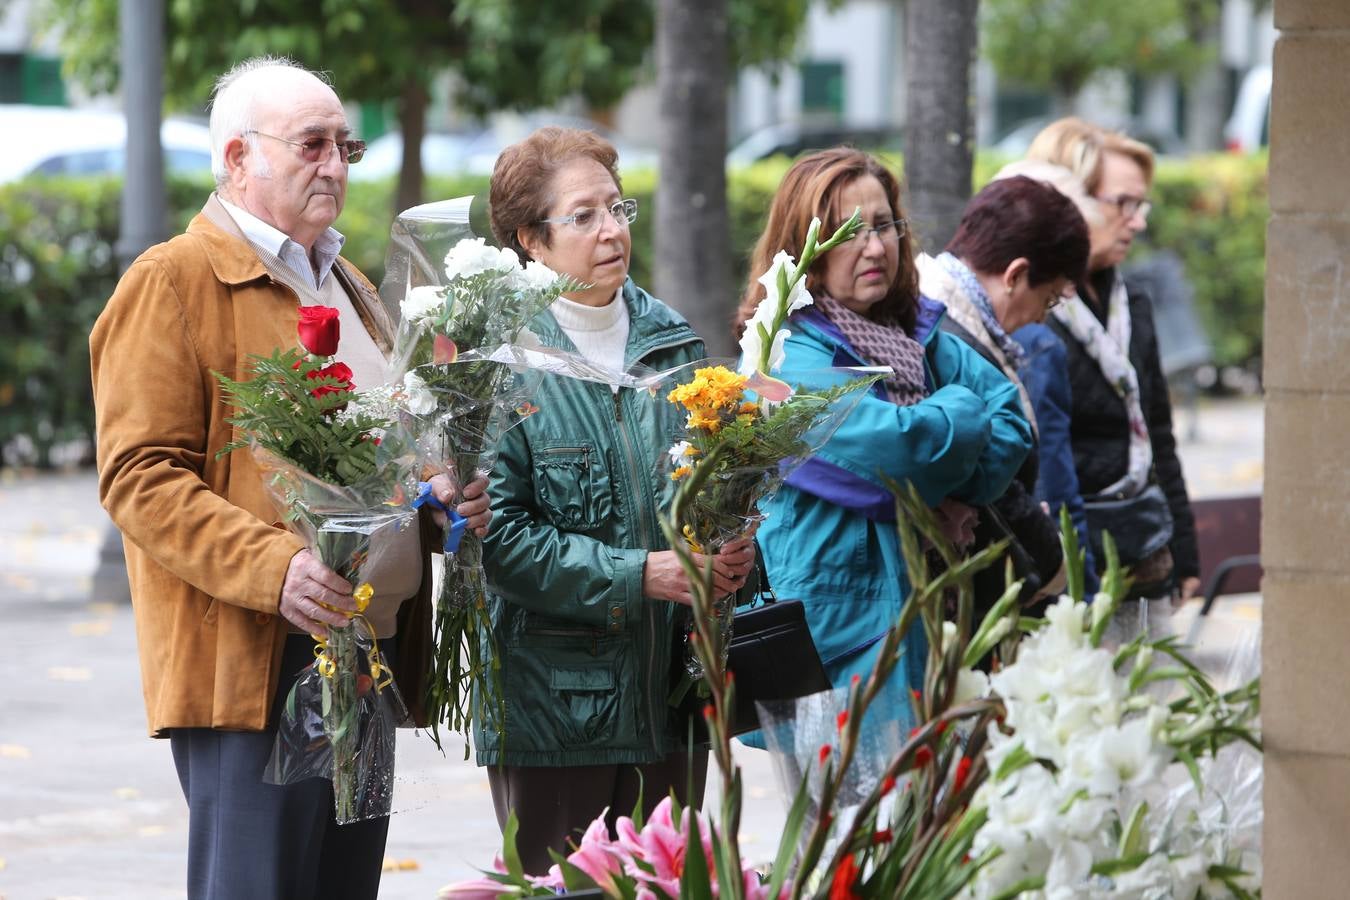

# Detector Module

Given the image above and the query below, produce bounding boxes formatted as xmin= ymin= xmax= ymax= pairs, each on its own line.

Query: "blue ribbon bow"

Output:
xmin=413 ymin=481 xmax=468 ymax=553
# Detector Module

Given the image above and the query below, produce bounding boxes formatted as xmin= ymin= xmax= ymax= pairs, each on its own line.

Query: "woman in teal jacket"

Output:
xmin=734 ymin=148 xmax=1032 ymax=713
xmin=479 ymin=127 xmax=755 ymax=874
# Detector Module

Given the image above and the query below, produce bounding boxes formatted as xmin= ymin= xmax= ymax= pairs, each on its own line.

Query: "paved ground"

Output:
xmin=0 ymin=397 xmax=1263 ymax=899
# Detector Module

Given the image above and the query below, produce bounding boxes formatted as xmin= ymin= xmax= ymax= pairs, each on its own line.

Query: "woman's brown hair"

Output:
xmin=733 ymin=147 xmax=920 ymax=336
xmin=488 ymin=126 xmax=622 ymax=261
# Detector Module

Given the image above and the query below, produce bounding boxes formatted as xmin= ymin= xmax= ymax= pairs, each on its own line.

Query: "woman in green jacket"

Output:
xmin=479 ymin=127 xmax=755 ymax=874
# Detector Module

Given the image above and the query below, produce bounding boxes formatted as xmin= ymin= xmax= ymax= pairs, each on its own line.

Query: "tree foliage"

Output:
xmin=980 ymin=0 xmax=1216 ymax=101
xmin=39 ymin=0 xmax=810 ymax=117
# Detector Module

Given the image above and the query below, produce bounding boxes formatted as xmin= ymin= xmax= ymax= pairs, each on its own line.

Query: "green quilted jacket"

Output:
xmin=476 ymin=279 xmax=705 ymax=767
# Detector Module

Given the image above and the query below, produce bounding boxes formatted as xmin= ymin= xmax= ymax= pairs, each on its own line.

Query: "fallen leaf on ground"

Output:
xmin=47 ymin=666 xmax=92 ymax=682
xmin=0 ymin=745 xmax=31 ymax=759
xmin=70 ymin=620 xmax=113 ymax=637
xmin=115 ymin=787 xmax=142 ymax=800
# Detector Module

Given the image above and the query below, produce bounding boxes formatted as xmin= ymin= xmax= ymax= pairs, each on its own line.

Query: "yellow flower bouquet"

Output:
xmin=665 ymin=211 xmax=883 ymax=680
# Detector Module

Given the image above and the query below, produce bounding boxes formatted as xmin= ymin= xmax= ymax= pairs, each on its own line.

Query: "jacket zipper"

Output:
xmin=614 ymin=334 xmax=700 ymax=756
xmin=539 ymin=446 xmax=592 ymax=462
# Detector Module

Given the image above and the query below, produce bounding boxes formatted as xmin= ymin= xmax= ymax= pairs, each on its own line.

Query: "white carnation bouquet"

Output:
xmin=383 ymin=200 xmax=577 ymax=749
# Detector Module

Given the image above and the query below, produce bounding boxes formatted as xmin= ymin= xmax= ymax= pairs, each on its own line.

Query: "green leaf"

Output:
xmin=679 ymin=811 xmax=714 ymax=900
xmin=765 ymin=775 xmax=811 ymax=900
xmin=502 ymin=811 xmax=525 ymax=881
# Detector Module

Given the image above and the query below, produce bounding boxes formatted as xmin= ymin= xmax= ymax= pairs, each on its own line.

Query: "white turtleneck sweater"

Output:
xmin=550 ymin=289 xmax=631 ymax=381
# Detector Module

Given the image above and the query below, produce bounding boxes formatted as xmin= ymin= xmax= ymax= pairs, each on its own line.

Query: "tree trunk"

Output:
xmin=903 ymin=0 xmax=979 ymax=253
xmin=395 ymin=77 xmax=429 ymax=215
xmin=655 ymin=0 xmax=734 ymax=357
xmin=1184 ymin=13 xmax=1227 ymax=152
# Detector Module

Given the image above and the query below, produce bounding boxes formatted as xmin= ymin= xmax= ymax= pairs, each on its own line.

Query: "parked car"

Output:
xmin=1224 ymin=65 xmax=1271 ymax=153
xmin=726 ymin=121 xmax=903 ymax=165
xmin=992 ymin=115 xmax=1186 ymax=158
xmin=350 ymin=113 xmax=657 ymax=181
xmin=0 ymin=104 xmax=213 ymax=184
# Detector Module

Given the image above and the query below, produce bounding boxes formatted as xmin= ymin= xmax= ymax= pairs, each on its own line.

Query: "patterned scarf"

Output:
xmin=1050 ymin=271 xmax=1153 ymax=497
xmin=815 ymin=293 xmax=928 ymax=406
xmin=935 ymin=252 xmax=1027 ymax=370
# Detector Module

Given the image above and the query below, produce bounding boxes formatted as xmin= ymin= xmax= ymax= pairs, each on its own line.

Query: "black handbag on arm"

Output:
xmin=676 ymin=544 xmax=832 ymax=736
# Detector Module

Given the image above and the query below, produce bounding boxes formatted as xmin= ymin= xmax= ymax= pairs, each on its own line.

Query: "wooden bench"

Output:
xmin=1190 ymin=493 xmax=1262 ymax=616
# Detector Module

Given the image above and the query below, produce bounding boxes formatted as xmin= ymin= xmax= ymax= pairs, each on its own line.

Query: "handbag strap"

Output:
xmin=752 ymin=539 xmax=776 ymax=605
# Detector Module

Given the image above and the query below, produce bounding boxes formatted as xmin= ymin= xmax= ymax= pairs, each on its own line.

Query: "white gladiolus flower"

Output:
xmin=400 ymin=284 xmax=445 ymax=325
xmin=444 ymin=237 xmax=518 ymax=281
xmin=952 ymin=667 xmax=990 ymax=706
xmin=402 ymin=371 xmax=437 ymax=415
xmin=737 ymin=250 xmax=811 ymax=376
xmin=756 ymin=250 xmax=813 ymax=316
xmin=737 ymin=309 xmax=790 ymax=376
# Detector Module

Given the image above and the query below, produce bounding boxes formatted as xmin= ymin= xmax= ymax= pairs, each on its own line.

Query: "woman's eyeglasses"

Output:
xmin=540 ymin=199 xmax=639 ymax=233
xmin=246 ymin=130 xmax=367 ymax=164
xmin=838 ymin=218 xmax=908 ymax=243
xmin=1096 ymin=193 xmax=1152 ymax=220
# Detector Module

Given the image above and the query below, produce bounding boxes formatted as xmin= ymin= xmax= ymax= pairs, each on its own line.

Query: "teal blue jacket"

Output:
xmin=478 ymin=279 xmax=704 ymax=767
xmin=753 ymin=298 xmax=1032 ymax=717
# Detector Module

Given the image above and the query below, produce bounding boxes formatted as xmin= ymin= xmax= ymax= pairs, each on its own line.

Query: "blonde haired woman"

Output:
xmin=1013 ymin=118 xmax=1200 ymax=602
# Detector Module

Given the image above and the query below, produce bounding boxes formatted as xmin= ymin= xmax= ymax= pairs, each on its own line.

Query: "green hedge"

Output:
xmin=0 ymin=153 xmax=1266 ymax=467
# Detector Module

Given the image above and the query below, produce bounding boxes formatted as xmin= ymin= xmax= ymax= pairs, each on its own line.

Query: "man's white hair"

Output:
xmin=208 ymin=56 xmax=331 ymax=188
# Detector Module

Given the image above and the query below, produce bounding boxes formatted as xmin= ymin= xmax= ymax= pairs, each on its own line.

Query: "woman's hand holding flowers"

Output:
xmin=425 ymin=473 xmax=493 ymax=536
xmin=643 ymin=539 xmax=756 ymax=606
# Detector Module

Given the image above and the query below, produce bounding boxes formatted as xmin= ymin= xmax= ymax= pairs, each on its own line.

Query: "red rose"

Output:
xmin=297 ymin=306 xmax=341 ymax=357
xmin=308 ymin=361 xmax=354 ymax=401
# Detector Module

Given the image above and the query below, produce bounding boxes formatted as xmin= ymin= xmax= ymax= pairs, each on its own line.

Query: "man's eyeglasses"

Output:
xmin=246 ymin=130 xmax=367 ymax=165
xmin=540 ymin=199 xmax=639 ymax=233
xmin=1097 ymin=193 xmax=1152 ymax=220
xmin=839 ymin=218 xmax=908 ymax=243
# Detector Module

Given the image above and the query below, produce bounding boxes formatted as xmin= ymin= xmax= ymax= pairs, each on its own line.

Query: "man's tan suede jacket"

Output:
xmin=91 ymin=196 xmax=433 ymax=736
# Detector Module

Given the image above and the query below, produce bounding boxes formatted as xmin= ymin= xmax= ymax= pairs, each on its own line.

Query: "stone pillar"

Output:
xmin=1263 ymin=2 xmax=1350 ymax=894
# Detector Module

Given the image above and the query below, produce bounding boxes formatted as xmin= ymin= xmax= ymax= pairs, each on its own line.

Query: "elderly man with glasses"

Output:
xmin=90 ymin=57 xmax=493 ymax=899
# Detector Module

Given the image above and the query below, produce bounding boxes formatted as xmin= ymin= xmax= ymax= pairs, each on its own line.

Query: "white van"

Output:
xmin=1223 ymin=65 xmax=1271 ymax=153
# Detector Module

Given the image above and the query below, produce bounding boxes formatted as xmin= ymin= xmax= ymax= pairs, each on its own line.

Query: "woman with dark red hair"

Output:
xmin=917 ymin=173 xmax=1092 ymax=603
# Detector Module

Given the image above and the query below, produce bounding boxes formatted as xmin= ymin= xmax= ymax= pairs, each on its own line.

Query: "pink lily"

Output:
xmin=437 ymin=875 xmax=519 ymax=899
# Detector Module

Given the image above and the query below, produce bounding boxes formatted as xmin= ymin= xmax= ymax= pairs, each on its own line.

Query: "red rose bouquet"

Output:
xmin=214 ymin=306 xmax=419 ymax=823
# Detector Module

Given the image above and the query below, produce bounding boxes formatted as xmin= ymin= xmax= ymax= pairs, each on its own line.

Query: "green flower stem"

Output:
xmin=754 ymin=209 xmax=864 ymax=375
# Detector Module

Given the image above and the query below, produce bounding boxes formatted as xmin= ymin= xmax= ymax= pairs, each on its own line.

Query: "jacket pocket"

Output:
xmin=505 ymin=638 xmax=640 ymax=752
xmin=533 ymin=444 xmax=614 ymax=530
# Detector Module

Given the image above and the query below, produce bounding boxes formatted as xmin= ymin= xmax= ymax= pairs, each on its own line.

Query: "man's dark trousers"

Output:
xmin=169 ymin=635 xmax=392 ymax=900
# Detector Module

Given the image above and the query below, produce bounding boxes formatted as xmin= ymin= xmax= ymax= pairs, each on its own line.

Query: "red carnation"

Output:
xmin=308 ymin=362 xmax=354 ymax=401
xmin=298 ymin=306 xmax=341 ymax=357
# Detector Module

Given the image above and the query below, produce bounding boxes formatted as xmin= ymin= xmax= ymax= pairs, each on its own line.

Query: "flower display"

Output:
xmin=449 ymin=479 xmax=1262 ymax=898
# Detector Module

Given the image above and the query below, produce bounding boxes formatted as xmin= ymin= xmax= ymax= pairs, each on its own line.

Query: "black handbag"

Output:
xmin=1083 ymin=482 xmax=1175 ymax=569
xmin=968 ymin=503 xmax=1043 ymax=615
xmin=677 ymin=549 xmax=832 ymax=737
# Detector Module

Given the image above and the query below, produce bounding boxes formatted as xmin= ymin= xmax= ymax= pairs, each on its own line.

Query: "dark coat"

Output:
xmin=939 ymin=318 xmax=1064 ymax=596
xmin=1040 ymin=272 xmax=1200 ymax=582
